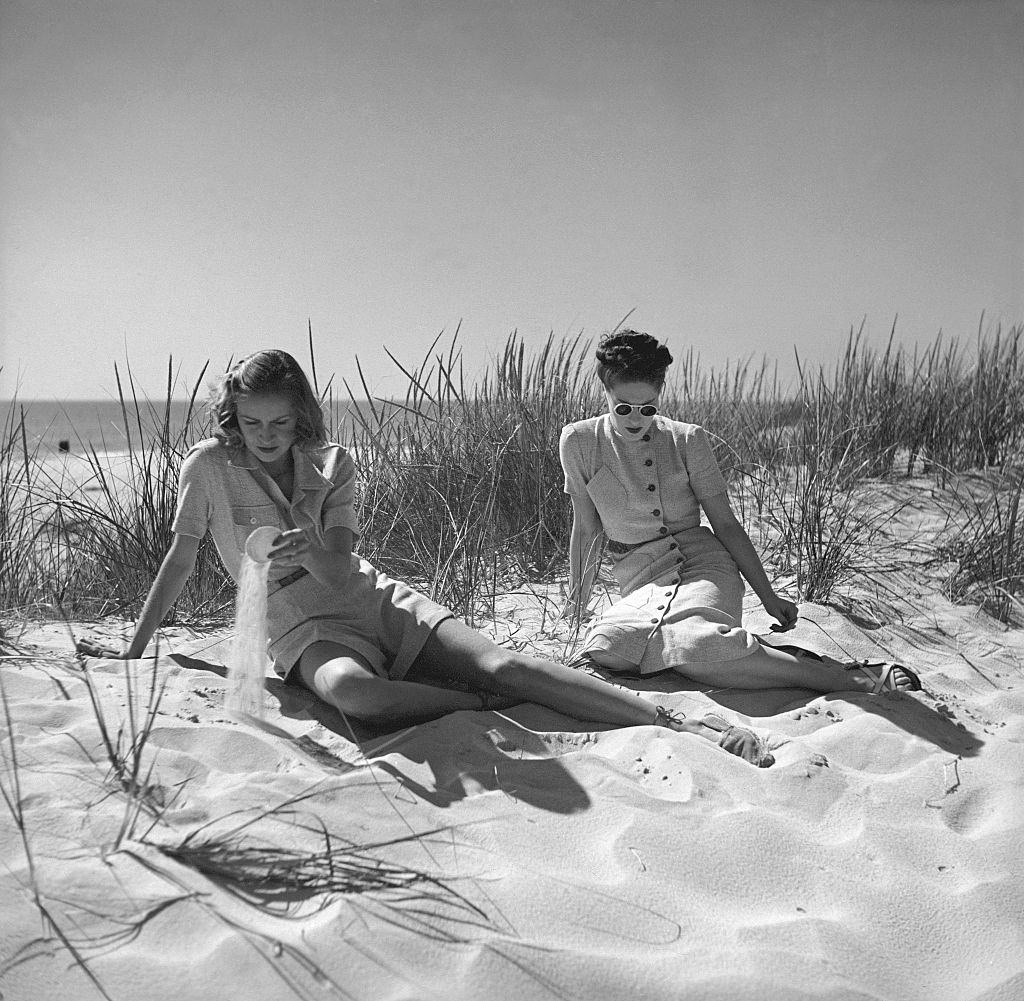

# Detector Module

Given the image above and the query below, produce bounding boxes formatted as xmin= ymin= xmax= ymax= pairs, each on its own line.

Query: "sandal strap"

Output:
xmin=854 ymin=661 xmax=922 ymax=693
xmin=655 ymin=705 xmax=687 ymax=727
xmin=701 ymin=713 xmax=730 ymax=733
xmin=698 ymin=713 xmax=777 ymax=768
xmin=871 ymin=664 xmax=894 ymax=694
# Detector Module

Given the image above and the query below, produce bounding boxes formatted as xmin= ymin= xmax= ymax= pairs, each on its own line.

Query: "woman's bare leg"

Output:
xmin=407 ymin=618 xmax=657 ymax=726
xmin=657 ymin=645 xmax=916 ymax=693
xmin=406 ymin=619 xmax=768 ymax=762
xmin=297 ymin=640 xmax=481 ymax=726
xmin=297 ymin=627 xmax=768 ymax=763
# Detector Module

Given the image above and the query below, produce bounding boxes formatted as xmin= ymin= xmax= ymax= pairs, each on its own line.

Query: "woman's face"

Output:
xmin=235 ymin=392 xmax=297 ymax=472
xmin=605 ymin=380 xmax=660 ymax=438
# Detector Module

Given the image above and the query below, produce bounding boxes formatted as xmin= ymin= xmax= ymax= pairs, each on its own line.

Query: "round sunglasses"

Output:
xmin=613 ymin=403 xmax=658 ymax=418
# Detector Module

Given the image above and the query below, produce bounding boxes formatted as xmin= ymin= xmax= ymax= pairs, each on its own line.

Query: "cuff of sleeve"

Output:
xmin=323 ymin=513 xmax=360 ymax=535
xmin=693 ymin=486 xmax=728 ymax=503
xmin=170 ymin=521 xmax=206 ymax=539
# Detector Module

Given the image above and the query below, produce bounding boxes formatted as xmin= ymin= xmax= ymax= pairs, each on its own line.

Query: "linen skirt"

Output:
xmin=581 ymin=526 xmax=758 ymax=675
xmin=266 ymin=554 xmax=453 ymax=681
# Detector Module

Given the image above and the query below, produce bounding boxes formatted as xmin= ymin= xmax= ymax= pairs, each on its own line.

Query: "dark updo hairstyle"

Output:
xmin=212 ymin=349 xmax=327 ymax=450
xmin=595 ymin=330 xmax=674 ymax=389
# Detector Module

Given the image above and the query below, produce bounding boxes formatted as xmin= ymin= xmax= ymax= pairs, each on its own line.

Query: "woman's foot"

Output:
xmin=845 ymin=661 xmax=922 ymax=694
xmin=767 ymin=643 xmax=921 ymax=695
xmin=655 ymin=707 xmax=775 ymax=767
xmin=701 ymin=713 xmax=775 ymax=767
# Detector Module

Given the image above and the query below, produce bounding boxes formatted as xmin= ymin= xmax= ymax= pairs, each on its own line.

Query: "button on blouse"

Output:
xmin=559 ymin=415 xmax=728 ymax=544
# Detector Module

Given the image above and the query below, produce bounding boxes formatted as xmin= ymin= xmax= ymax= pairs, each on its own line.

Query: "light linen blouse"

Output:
xmin=171 ymin=438 xmax=359 ymax=585
xmin=559 ymin=415 xmax=728 ymax=543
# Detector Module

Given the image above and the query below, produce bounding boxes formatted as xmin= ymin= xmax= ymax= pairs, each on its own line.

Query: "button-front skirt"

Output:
xmin=582 ymin=526 xmax=758 ymax=674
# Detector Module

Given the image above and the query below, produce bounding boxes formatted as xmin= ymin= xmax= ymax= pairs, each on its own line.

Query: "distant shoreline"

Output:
xmin=2 ymin=397 xmax=372 ymax=453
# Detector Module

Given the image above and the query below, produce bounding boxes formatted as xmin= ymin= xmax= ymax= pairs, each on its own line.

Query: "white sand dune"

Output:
xmin=2 ymin=589 xmax=1023 ymax=1001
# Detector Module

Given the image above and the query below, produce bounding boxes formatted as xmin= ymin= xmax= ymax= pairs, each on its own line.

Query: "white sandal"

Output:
xmin=701 ymin=713 xmax=775 ymax=768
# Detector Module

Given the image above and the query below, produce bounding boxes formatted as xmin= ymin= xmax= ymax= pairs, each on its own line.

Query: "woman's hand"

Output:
xmin=267 ymin=528 xmax=312 ymax=569
xmin=763 ymin=592 xmax=799 ymax=632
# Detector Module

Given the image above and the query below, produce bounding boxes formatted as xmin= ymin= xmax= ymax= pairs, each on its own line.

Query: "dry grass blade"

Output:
xmin=143 ymin=791 xmax=498 ymax=945
xmin=0 ymin=672 xmax=120 ymax=1000
xmin=937 ymin=469 xmax=1024 ymax=623
xmin=55 ymin=615 xmax=173 ymax=844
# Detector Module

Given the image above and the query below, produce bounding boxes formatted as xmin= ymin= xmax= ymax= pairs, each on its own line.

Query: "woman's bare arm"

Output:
xmin=78 ymin=534 xmax=201 ymax=659
xmin=563 ymin=494 xmax=604 ymax=620
xmin=701 ymin=492 xmax=798 ymax=630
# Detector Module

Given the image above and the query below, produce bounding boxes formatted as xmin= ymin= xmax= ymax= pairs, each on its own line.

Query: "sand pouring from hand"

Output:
xmin=226 ymin=528 xmax=278 ymax=718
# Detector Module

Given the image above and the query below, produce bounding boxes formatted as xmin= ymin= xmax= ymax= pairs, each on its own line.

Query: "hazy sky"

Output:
xmin=2 ymin=0 xmax=1022 ymax=400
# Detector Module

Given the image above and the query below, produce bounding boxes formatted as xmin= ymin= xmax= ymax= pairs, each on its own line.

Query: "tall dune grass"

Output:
xmin=3 ymin=360 xmax=232 ymax=622
xmin=0 ymin=398 xmax=45 ymax=615
xmin=938 ymin=469 xmax=1024 ymax=623
xmin=2 ymin=319 xmax=1022 ymax=628
xmin=345 ymin=332 xmax=599 ymax=621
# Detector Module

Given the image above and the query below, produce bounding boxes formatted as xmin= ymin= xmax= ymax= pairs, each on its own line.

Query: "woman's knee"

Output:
xmin=300 ymin=653 xmax=389 ymax=719
xmin=586 ymin=648 xmax=636 ymax=673
xmin=475 ymin=647 xmax=522 ymax=688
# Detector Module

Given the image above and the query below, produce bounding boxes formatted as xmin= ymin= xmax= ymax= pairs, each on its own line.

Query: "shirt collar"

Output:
xmin=227 ymin=446 xmax=259 ymax=470
xmin=228 ymin=445 xmax=333 ymax=494
xmin=292 ymin=447 xmax=333 ymax=494
xmin=604 ymin=412 xmax=663 ymax=441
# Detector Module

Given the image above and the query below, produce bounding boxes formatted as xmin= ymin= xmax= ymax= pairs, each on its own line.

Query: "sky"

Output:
xmin=1 ymin=0 xmax=1022 ymax=401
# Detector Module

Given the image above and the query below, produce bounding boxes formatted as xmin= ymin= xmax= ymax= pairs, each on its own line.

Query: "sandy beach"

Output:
xmin=4 ymin=0 xmax=1023 ymax=994
xmin=2 ymin=547 xmax=1023 ymax=1001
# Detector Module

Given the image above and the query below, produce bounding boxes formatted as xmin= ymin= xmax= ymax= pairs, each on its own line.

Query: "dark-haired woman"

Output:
xmin=77 ymin=348 xmax=783 ymax=765
xmin=559 ymin=330 xmax=921 ymax=695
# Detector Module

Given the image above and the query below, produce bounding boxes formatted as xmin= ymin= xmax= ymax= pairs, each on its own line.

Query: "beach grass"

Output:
xmin=938 ymin=467 xmax=1024 ymax=624
xmin=2 ymin=322 xmax=1024 ymax=1000
xmin=2 ymin=318 xmax=1023 ymax=629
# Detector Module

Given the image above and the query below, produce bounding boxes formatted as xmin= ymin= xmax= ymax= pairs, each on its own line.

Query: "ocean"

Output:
xmin=2 ymin=398 xmax=368 ymax=455
xmin=2 ymin=399 xmax=200 ymax=455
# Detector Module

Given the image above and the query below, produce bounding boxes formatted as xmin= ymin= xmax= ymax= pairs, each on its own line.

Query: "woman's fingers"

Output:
xmin=768 ymin=597 xmax=799 ymax=631
xmin=268 ymin=529 xmax=311 ymax=565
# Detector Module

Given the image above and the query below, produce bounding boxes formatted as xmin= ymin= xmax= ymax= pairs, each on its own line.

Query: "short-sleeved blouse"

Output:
xmin=559 ymin=415 xmax=728 ymax=542
xmin=170 ymin=438 xmax=452 ymax=680
xmin=172 ymin=438 xmax=358 ymax=586
xmin=559 ymin=416 xmax=755 ymax=672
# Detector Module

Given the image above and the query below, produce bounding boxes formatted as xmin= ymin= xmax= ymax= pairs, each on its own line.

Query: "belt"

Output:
xmin=269 ymin=567 xmax=309 ymax=593
xmin=606 ymin=535 xmax=663 ymax=555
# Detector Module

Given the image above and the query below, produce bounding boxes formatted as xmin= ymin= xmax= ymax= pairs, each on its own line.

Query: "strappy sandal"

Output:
xmin=654 ymin=705 xmax=687 ymax=728
xmin=701 ymin=713 xmax=775 ymax=769
xmin=769 ymin=644 xmax=922 ymax=694
xmin=847 ymin=661 xmax=922 ymax=694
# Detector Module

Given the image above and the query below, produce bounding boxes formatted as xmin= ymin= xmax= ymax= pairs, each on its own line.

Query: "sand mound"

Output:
xmin=2 ymin=594 xmax=1023 ymax=1001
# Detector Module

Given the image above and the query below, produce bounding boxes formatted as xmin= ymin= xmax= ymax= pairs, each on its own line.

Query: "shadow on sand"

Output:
xmin=169 ymin=650 xmax=593 ymax=814
xmin=590 ymin=658 xmax=984 ymax=759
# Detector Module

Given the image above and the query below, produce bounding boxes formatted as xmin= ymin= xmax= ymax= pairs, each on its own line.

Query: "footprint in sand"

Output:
xmin=940 ymin=787 xmax=993 ymax=837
